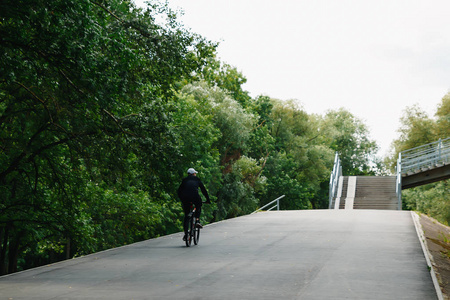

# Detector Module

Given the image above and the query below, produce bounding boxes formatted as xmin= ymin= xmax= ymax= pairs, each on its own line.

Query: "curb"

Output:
xmin=411 ymin=211 xmax=444 ymax=300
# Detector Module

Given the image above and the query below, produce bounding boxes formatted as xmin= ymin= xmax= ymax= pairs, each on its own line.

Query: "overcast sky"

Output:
xmin=135 ymin=0 xmax=450 ymax=157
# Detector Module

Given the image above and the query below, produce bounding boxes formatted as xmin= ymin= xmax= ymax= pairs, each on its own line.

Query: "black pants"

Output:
xmin=182 ymin=198 xmax=202 ymax=235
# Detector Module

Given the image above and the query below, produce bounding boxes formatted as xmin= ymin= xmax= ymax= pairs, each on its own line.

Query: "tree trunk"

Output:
xmin=66 ymin=237 xmax=71 ymax=260
xmin=8 ymin=232 xmax=21 ymax=274
xmin=0 ymin=225 xmax=9 ymax=275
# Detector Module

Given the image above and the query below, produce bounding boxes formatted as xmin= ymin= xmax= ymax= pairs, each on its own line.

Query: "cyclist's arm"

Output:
xmin=199 ymin=181 xmax=210 ymax=203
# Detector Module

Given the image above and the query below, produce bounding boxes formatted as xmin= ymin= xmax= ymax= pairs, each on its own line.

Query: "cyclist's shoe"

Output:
xmin=182 ymin=234 xmax=187 ymax=241
xmin=195 ymin=223 xmax=203 ymax=229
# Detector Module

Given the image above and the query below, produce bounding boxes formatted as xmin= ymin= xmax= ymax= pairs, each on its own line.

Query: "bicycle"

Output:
xmin=185 ymin=202 xmax=206 ymax=247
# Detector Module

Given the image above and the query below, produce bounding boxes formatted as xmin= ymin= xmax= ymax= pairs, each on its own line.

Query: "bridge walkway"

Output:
xmin=0 ymin=210 xmax=438 ymax=299
xmin=398 ymin=137 xmax=450 ymax=189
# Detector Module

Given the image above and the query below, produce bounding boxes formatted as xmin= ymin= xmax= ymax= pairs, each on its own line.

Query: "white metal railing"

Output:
xmin=395 ymin=152 xmax=402 ymax=210
xmin=400 ymin=137 xmax=450 ymax=175
xmin=328 ymin=152 xmax=342 ymax=209
xmin=396 ymin=137 xmax=450 ymax=210
xmin=251 ymin=195 xmax=285 ymax=214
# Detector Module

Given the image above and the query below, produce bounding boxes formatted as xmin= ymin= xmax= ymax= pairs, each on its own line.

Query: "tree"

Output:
xmin=319 ymin=108 xmax=379 ymax=175
xmin=434 ymin=92 xmax=450 ymax=139
xmin=198 ymin=57 xmax=251 ymax=108
xmin=217 ymin=156 xmax=265 ymax=218
xmin=395 ymin=105 xmax=435 ymax=151
xmin=177 ymin=81 xmax=257 ymax=218
xmin=0 ymin=0 xmax=215 ymax=274
xmin=250 ymin=99 xmax=334 ymax=210
xmin=179 ymin=81 xmax=256 ymax=171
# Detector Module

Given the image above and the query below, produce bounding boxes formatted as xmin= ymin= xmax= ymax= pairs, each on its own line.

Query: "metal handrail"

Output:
xmin=400 ymin=137 xmax=450 ymax=174
xmin=396 ymin=137 xmax=450 ymax=210
xmin=251 ymin=195 xmax=285 ymax=214
xmin=395 ymin=153 xmax=402 ymax=210
xmin=328 ymin=152 xmax=342 ymax=209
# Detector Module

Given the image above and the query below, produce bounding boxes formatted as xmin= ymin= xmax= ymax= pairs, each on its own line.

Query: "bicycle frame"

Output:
xmin=185 ymin=201 xmax=208 ymax=247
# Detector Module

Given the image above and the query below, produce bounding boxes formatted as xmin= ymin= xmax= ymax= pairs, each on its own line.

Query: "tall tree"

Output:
xmin=0 ymin=0 xmax=215 ymax=274
xmin=319 ymin=108 xmax=379 ymax=175
xmin=434 ymin=92 xmax=450 ymax=139
xmin=198 ymin=57 xmax=251 ymax=108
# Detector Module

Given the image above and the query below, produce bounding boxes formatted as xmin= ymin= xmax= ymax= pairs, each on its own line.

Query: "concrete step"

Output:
xmin=333 ymin=176 xmax=399 ymax=210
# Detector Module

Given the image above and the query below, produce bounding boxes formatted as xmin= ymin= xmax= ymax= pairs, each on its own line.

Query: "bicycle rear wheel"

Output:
xmin=193 ymin=223 xmax=200 ymax=245
xmin=185 ymin=216 xmax=194 ymax=247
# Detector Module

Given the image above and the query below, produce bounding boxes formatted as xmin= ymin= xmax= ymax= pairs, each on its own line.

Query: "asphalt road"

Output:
xmin=0 ymin=210 xmax=438 ymax=299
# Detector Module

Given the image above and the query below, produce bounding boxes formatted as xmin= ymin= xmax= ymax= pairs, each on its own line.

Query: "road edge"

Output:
xmin=411 ymin=211 xmax=444 ymax=300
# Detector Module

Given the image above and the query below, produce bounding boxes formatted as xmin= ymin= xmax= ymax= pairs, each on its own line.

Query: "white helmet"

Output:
xmin=187 ymin=168 xmax=198 ymax=174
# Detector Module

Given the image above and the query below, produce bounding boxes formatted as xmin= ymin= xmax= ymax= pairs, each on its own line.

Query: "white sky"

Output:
xmin=135 ymin=0 xmax=450 ymax=157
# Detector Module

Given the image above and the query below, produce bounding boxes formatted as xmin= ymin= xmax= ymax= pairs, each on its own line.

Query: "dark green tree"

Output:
xmin=0 ymin=0 xmax=215 ymax=274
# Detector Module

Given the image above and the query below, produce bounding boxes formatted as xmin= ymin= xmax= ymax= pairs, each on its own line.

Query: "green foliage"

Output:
xmin=389 ymin=94 xmax=449 ymax=161
xmin=198 ymin=57 xmax=251 ymax=108
xmin=179 ymin=81 xmax=256 ymax=168
xmin=0 ymin=0 xmax=214 ymax=274
xmin=217 ymin=156 xmax=265 ymax=219
xmin=395 ymin=105 xmax=436 ymax=151
xmin=435 ymin=93 xmax=450 ymax=138
xmin=263 ymin=151 xmax=312 ymax=210
xmin=318 ymin=108 xmax=379 ymax=175
xmin=403 ymin=180 xmax=450 ymax=225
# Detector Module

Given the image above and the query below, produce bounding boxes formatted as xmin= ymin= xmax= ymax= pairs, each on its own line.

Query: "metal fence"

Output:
xmin=328 ymin=152 xmax=342 ymax=209
xmin=251 ymin=195 xmax=285 ymax=214
xmin=400 ymin=137 xmax=450 ymax=175
xmin=395 ymin=137 xmax=450 ymax=210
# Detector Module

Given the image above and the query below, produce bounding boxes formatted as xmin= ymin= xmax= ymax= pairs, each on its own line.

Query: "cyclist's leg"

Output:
xmin=193 ymin=198 xmax=203 ymax=228
xmin=193 ymin=198 xmax=202 ymax=219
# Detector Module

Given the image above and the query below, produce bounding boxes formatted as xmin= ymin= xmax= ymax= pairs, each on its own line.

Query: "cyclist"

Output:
xmin=177 ymin=168 xmax=211 ymax=241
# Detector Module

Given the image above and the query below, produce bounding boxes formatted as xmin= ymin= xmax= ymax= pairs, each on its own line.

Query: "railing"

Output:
xmin=395 ymin=153 xmax=402 ymax=210
xmin=400 ymin=137 xmax=450 ymax=175
xmin=251 ymin=195 xmax=285 ymax=214
xmin=328 ymin=152 xmax=342 ymax=209
xmin=396 ymin=137 xmax=450 ymax=210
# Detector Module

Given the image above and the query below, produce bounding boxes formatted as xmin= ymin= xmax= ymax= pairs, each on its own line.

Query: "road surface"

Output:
xmin=0 ymin=210 xmax=438 ymax=299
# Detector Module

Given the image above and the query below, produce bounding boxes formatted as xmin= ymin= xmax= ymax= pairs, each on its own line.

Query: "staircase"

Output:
xmin=353 ymin=176 xmax=397 ymax=210
xmin=332 ymin=176 xmax=398 ymax=210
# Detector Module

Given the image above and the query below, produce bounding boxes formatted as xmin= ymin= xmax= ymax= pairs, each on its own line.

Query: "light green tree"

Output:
xmin=319 ymin=108 xmax=379 ymax=175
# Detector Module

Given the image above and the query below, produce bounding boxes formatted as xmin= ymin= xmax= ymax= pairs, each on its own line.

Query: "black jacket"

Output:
xmin=177 ymin=175 xmax=210 ymax=203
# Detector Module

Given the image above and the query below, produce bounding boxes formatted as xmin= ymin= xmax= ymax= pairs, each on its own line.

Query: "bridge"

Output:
xmin=329 ymin=137 xmax=450 ymax=211
xmin=396 ymin=137 xmax=450 ymax=190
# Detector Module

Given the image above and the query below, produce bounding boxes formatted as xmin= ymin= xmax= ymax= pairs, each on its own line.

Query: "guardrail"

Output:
xmin=396 ymin=153 xmax=402 ymax=210
xmin=400 ymin=137 xmax=450 ymax=175
xmin=396 ymin=137 xmax=450 ymax=210
xmin=328 ymin=152 xmax=342 ymax=209
xmin=251 ymin=195 xmax=285 ymax=214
